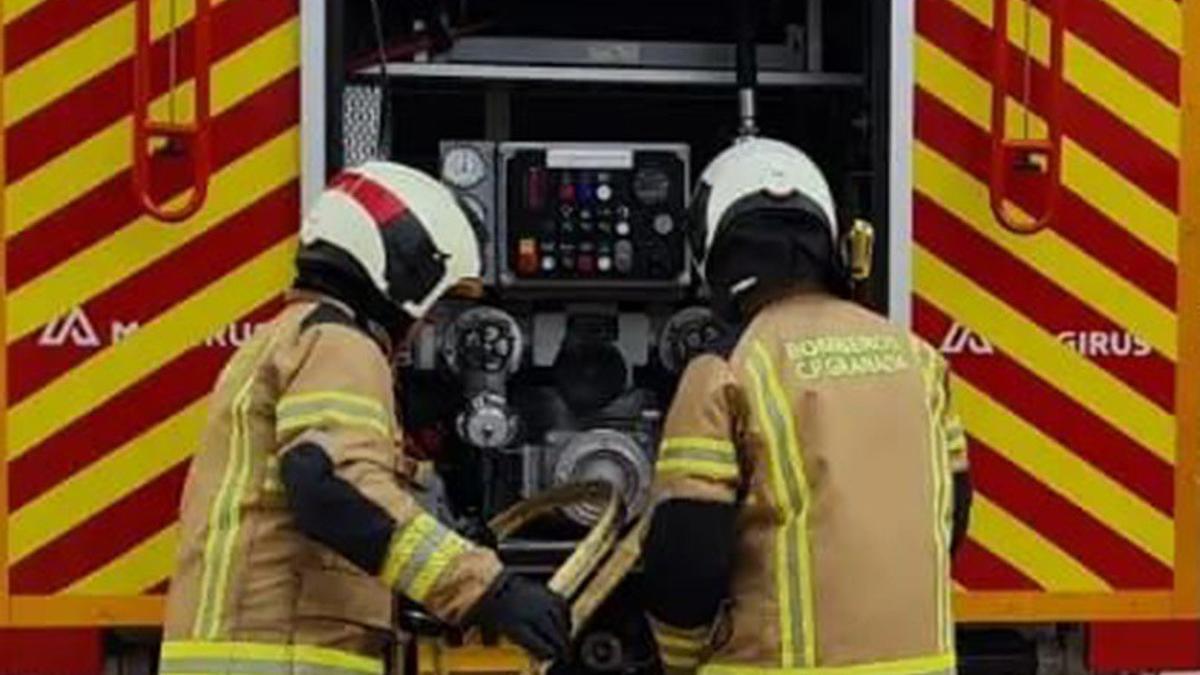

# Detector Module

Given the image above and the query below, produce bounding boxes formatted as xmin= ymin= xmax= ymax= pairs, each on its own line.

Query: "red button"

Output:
xmin=577 ymin=254 xmax=595 ymax=274
xmin=517 ymin=239 xmax=539 ymax=275
xmin=559 ymin=183 xmax=576 ymax=203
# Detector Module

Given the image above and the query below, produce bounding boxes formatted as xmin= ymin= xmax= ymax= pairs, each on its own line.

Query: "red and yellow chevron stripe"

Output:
xmin=1 ymin=0 xmax=299 ymax=625
xmin=915 ymin=0 xmax=1200 ymax=620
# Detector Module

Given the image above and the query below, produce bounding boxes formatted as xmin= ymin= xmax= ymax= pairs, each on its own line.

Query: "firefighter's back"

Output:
xmin=715 ymin=292 xmax=955 ymax=673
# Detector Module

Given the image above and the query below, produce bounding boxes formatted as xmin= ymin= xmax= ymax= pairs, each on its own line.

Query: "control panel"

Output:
xmin=497 ymin=143 xmax=690 ymax=292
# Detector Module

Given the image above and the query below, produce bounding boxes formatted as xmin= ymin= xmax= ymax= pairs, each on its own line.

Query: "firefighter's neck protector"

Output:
xmin=690 ymin=138 xmax=846 ymax=316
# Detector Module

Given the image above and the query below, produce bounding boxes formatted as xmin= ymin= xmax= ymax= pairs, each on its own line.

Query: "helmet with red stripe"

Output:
xmin=296 ymin=161 xmax=482 ymax=335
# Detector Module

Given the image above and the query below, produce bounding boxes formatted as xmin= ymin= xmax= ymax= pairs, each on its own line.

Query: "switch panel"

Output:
xmin=497 ymin=143 xmax=690 ymax=292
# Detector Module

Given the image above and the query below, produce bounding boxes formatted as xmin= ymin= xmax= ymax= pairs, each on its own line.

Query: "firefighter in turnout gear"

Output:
xmin=642 ymin=139 xmax=973 ymax=675
xmin=160 ymin=162 xmax=569 ymax=674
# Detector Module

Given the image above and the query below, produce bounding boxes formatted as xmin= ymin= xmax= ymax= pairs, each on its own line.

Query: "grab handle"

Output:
xmin=989 ymin=0 xmax=1064 ymax=235
xmin=132 ymin=0 xmax=212 ymax=223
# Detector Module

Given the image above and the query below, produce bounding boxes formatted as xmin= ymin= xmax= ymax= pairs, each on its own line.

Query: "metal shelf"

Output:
xmin=356 ymin=37 xmax=863 ymax=88
xmin=370 ymin=61 xmax=862 ymax=87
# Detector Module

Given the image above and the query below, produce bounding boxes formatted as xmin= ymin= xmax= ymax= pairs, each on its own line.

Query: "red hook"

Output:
xmin=989 ymin=0 xmax=1064 ymax=235
xmin=132 ymin=0 xmax=212 ymax=223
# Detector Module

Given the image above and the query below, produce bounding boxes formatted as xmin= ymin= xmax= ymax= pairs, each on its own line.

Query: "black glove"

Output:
xmin=471 ymin=571 xmax=570 ymax=661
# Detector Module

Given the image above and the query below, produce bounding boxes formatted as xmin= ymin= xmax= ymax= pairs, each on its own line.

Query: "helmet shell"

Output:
xmin=301 ymin=161 xmax=482 ymax=320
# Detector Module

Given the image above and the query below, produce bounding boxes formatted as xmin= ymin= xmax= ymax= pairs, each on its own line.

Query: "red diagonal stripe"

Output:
xmin=954 ymin=539 xmax=1043 ymax=591
xmin=11 ymin=342 xmax=223 ymax=512
xmin=5 ymin=0 xmax=295 ymax=183
xmin=913 ymin=298 xmax=1175 ymax=516
xmin=968 ymin=439 xmax=1173 ymax=589
xmin=8 ymin=298 xmax=282 ymax=511
xmin=9 ymin=463 xmax=188 ymax=594
xmin=1060 ymin=0 xmax=1180 ymax=103
xmin=7 ymin=71 xmax=299 ymax=292
xmin=5 ymin=0 xmax=126 ymax=72
xmin=8 ymin=181 xmax=297 ymax=406
xmin=918 ymin=0 xmax=1180 ymax=212
xmin=6 ymin=298 xmax=283 ymax=592
xmin=332 ymin=171 xmax=409 ymax=227
xmin=916 ymin=88 xmax=1177 ymax=309
xmin=915 ymin=193 xmax=1175 ymax=412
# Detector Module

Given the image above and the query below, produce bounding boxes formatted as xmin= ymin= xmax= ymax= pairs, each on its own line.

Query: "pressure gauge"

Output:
xmin=442 ymin=146 xmax=488 ymax=188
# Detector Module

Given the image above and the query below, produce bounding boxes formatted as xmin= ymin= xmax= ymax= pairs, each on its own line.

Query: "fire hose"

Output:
xmin=417 ymin=481 xmax=653 ymax=675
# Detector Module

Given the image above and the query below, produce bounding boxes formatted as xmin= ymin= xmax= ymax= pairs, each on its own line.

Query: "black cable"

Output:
xmin=366 ymin=0 xmax=393 ymax=160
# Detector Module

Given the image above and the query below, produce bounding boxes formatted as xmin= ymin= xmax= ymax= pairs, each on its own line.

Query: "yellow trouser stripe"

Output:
xmin=916 ymin=35 xmax=1180 ymax=264
xmin=7 ymin=17 xmax=299 ymax=242
xmin=969 ymin=495 xmax=1109 ymax=591
xmin=161 ymin=640 xmax=381 ymax=675
xmin=381 ymin=514 xmax=469 ymax=604
xmin=9 ymin=399 xmax=205 ymax=562
xmin=8 ymin=238 xmax=296 ymax=457
xmin=701 ymin=652 xmax=955 ymax=675
xmin=64 ymin=524 xmax=179 ymax=595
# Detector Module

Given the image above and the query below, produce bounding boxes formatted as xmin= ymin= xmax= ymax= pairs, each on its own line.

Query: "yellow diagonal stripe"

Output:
xmin=4 ymin=0 xmax=50 ymax=24
xmin=9 ymin=128 xmax=299 ymax=342
xmin=954 ymin=376 xmax=1174 ymax=565
xmin=942 ymin=0 xmax=1180 ymax=156
xmin=5 ymin=0 xmax=236 ymax=126
xmin=916 ymin=142 xmax=1177 ymax=359
xmin=6 ymin=17 xmax=299 ymax=238
xmin=63 ymin=525 xmax=180 ymax=596
xmin=946 ymin=0 xmax=1181 ymax=56
xmin=913 ymin=245 xmax=1175 ymax=463
xmin=9 ymin=399 xmax=205 ymax=562
xmin=1062 ymin=138 xmax=1179 ymax=261
xmin=7 ymin=238 xmax=296 ymax=457
xmin=1065 ymin=34 xmax=1180 ymax=155
xmin=917 ymin=37 xmax=1179 ymax=263
xmin=969 ymin=494 xmax=1110 ymax=592
xmin=1092 ymin=0 xmax=1182 ymax=53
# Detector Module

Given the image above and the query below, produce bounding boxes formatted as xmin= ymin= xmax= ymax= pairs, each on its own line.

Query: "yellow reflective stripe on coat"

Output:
xmin=657 ymin=437 xmax=739 ymax=482
xmin=193 ymin=333 xmax=279 ymax=639
xmin=380 ymin=513 xmax=471 ymax=603
xmin=160 ymin=640 xmax=383 ymax=675
xmin=650 ymin=619 xmax=710 ymax=670
xmin=911 ymin=342 xmax=955 ymax=653
xmin=747 ymin=342 xmax=816 ymax=668
xmin=276 ymin=391 xmax=392 ymax=438
xmin=700 ymin=652 xmax=955 ymax=675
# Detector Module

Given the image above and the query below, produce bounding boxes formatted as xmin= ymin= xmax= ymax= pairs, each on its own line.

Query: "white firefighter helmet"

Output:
xmin=300 ymin=161 xmax=482 ymax=321
xmin=689 ymin=138 xmax=840 ymax=303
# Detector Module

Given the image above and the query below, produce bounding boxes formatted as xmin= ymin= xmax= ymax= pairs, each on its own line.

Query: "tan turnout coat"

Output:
xmin=650 ymin=293 xmax=968 ymax=675
xmin=160 ymin=296 xmax=501 ymax=675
